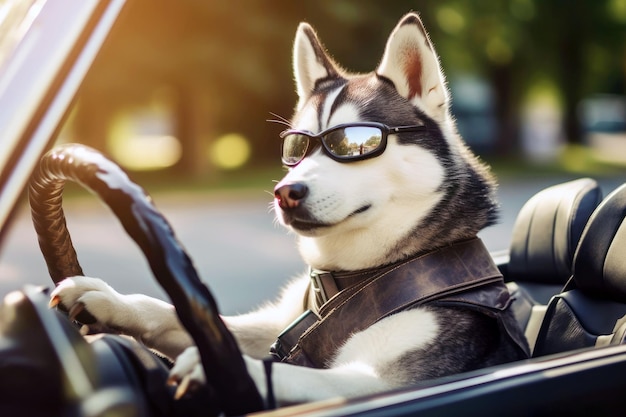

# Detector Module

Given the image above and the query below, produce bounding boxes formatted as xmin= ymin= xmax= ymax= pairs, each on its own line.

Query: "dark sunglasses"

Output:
xmin=280 ymin=122 xmax=425 ymax=166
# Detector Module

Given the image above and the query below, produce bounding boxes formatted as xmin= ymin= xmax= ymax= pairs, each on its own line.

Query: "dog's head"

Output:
xmin=273 ymin=13 xmax=497 ymax=271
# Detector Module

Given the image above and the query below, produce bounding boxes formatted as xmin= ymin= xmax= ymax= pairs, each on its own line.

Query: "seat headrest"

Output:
xmin=573 ymin=183 xmax=626 ymax=301
xmin=508 ymin=178 xmax=602 ymax=284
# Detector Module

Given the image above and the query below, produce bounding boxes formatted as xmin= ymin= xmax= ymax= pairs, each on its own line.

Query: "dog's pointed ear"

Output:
xmin=377 ymin=13 xmax=449 ymax=121
xmin=293 ymin=22 xmax=342 ymax=109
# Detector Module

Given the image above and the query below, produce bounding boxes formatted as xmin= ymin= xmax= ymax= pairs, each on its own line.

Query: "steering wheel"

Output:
xmin=28 ymin=144 xmax=263 ymax=415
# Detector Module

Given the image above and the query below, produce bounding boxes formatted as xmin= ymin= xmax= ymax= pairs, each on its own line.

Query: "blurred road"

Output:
xmin=0 ymin=174 xmax=623 ymax=315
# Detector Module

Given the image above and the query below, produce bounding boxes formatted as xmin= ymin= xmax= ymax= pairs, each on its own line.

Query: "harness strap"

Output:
xmin=272 ymin=238 xmax=524 ymax=367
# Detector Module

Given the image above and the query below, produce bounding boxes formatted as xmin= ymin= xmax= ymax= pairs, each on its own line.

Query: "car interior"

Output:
xmin=503 ymin=177 xmax=603 ymax=353
xmin=504 ymin=178 xmax=626 ymax=357
xmin=532 ymin=182 xmax=626 ymax=356
xmin=5 ymin=147 xmax=626 ymax=416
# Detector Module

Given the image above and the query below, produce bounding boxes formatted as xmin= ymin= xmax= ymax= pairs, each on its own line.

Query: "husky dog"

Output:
xmin=50 ymin=13 xmax=527 ymax=407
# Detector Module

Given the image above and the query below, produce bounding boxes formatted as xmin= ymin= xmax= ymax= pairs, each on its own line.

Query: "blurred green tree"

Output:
xmin=67 ymin=0 xmax=626 ymax=175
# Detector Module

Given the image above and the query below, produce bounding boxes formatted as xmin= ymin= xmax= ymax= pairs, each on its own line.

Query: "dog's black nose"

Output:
xmin=274 ymin=183 xmax=308 ymax=210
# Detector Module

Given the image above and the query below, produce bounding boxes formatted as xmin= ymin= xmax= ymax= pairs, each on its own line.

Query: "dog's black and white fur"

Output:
xmin=50 ymin=13 xmax=524 ymax=406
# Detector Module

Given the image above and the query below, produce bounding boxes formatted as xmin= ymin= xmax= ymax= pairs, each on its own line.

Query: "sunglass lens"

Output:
xmin=282 ymin=134 xmax=309 ymax=165
xmin=325 ymin=126 xmax=383 ymax=158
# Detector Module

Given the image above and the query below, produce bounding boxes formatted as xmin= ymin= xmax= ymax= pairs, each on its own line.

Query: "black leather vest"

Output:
xmin=271 ymin=238 xmax=530 ymax=368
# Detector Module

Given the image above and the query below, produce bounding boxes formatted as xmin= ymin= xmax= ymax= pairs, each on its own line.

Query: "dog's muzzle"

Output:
xmin=274 ymin=182 xmax=327 ymax=231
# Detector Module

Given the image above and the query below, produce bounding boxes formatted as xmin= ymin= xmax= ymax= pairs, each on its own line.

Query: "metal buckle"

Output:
xmin=309 ymin=268 xmax=330 ymax=306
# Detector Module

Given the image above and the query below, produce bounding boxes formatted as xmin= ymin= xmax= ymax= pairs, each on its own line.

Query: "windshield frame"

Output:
xmin=0 ymin=0 xmax=126 ymax=244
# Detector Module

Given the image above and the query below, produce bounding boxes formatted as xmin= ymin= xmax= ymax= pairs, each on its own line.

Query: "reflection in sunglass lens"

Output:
xmin=326 ymin=126 xmax=382 ymax=158
xmin=324 ymin=129 xmax=349 ymax=156
xmin=281 ymin=125 xmax=387 ymax=165
xmin=282 ymin=134 xmax=309 ymax=165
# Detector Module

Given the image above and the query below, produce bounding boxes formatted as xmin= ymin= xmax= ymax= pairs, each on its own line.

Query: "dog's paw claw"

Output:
xmin=49 ymin=295 xmax=60 ymax=308
xmin=173 ymin=375 xmax=192 ymax=400
xmin=68 ymin=302 xmax=85 ymax=321
xmin=169 ymin=347 xmax=206 ymax=399
xmin=49 ymin=276 xmax=123 ymax=330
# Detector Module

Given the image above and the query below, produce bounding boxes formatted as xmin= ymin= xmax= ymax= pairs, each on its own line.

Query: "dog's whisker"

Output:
xmin=267 ymin=112 xmax=293 ymax=128
xmin=267 ymin=119 xmax=292 ymax=128
xmin=269 ymin=111 xmax=292 ymax=124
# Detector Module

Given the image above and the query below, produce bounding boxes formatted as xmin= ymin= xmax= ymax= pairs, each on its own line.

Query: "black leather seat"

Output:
xmin=505 ymin=178 xmax=602 ymax=352
xmin=533 ymin=182 xmax=626 ymax=357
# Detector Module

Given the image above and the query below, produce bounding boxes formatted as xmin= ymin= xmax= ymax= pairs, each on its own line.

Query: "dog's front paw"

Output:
xmin=168 ymin=346 xmax=206 ymax=399
xmin=50 ymin=276 xmax=126 ymax=333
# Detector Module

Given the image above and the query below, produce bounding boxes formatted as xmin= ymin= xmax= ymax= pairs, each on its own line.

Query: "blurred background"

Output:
xmin=58 ymin=0 xmax=626 ymax=182
xmin=3 ymin=0 xmax=626 ymax=314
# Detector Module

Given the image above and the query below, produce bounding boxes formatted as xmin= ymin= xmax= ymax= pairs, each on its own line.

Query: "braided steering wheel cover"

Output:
xmin=29 ymin=143 xmax=263 ymax=415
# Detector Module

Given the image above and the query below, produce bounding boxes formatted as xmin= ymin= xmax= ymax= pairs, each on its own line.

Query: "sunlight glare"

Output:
xmin=209 ymin=133 xmax=251 ymax=170
xmin=111 ymin=134 xmax=182 ymax=170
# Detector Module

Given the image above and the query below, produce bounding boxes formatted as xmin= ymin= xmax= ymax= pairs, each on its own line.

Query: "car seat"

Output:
xmin=533 ymin=182 xmax=626 ymax=357
xmin=504 ymin=178 xmax=602 ymax=353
